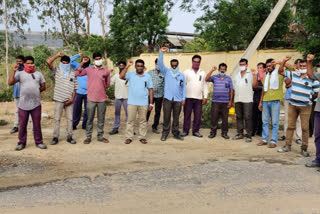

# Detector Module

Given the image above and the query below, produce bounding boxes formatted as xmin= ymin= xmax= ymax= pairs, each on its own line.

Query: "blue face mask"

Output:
xmin=60 ymin=62 xmax=71 ymax=77
xmin=170 ymin=66 xmax=180 ymax=78
xmin=219 ymin=71 xmax=226 ymax=77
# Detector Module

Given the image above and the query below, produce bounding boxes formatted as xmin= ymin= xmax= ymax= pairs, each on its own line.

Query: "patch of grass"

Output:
xmin=0 ymin=119 xmax=8 ymax=126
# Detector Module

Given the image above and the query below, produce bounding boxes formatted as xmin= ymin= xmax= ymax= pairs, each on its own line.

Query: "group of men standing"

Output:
xmin=7 ymin=48 xmax=320 ymax=170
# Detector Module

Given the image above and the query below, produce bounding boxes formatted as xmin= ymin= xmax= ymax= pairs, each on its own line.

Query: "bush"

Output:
xmin=0 ymin=119 xmax=8 ymax=126
xmin=106 ymin=84 xmax=115 ymax=100
xmin=0 ymin=87 xmax=13 ymax=102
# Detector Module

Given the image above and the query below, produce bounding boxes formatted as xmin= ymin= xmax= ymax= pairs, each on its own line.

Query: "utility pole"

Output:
xmin=231 ymin=0 xmax=289 ymax=77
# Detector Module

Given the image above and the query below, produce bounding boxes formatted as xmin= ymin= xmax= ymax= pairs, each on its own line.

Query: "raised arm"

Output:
xmin=105 ymin=70 xmax=111 ymax=88
xmin=158 ymin=47 xmax=171 ymax=75
xmin=205 ymin=66 xmax=217 ymax=82
xmin=75 ymin=58 xmax=89 ymax=77
xmin=8 ymin=64 xmax=19 ymax=86
xmin=70 ymin=53 xmax=82 ymax=70
xmin=307 ymin=54 xmax=315 ymax=79
xmin=47 ymin=52 xmax=63 ymax=70
xmin=251 ymin=69 xmax=258 ymax=88
xmin=120 ymin=61 xmax=133 ymax=80
xmin=279 ymin=56 xmax=291 ymax=76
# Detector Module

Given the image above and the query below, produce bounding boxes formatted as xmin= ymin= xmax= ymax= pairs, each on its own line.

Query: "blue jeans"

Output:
xmin=262 ymin=100 xmax=281 ymax=144
xmin=113 ymin=98 xmax=128 ymax=129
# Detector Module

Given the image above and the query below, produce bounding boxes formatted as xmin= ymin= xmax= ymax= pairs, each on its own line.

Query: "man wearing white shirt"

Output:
xmin=109 ymin=61 xmax=129 ymax=135
xmin=232 ymin=58 xmax=258 ymax=142
xmin=182 ymin=55 xmax=209 ymax=138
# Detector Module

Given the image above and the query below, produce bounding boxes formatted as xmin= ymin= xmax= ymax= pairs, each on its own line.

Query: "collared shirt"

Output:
xmin=312 ymin=72 xmax=320 ymax=112
xmin=111 ymin=73 xmax=128 ymax=99
xmin=262 ymin=71 xmax=284 ymax=102
xmin=184 ymin=68 xmax=208 ymax=100
xmin=288 ymin=71 xmax=319 ymax=106
xmin=71 ymin=54 xmax=87 ymax=95
xmin=126 ymin=71 xmax=153 ymax=106
xmin=148 ymin=69 xmax=164 ymax=98
xmin=158 ymin=52 xmax=186 ymax=102
xmin=209 ymin=74 xmax=233 ymax=103
xmin=13 ymin=82 xmax=20 ymax=99
xmin=75 ymin=66 xmax=111 ymax=102
xmin=14 ymin=70 xmax=45 ymax=111
xmin=284 ymin=71 xmax=292 ymax=100
xmin=51 ymin=67 xmax=78 ymax=102
xmin=233 ymin=70 xmax=254 ymax=103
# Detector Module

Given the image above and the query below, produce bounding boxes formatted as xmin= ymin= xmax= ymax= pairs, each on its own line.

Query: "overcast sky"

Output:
xmin=0 ymin=0 xmax=202 ymax=34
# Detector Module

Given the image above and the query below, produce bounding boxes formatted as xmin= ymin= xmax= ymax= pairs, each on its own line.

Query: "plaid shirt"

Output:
xmin=148 ymin=69 xmax=164 ymax=98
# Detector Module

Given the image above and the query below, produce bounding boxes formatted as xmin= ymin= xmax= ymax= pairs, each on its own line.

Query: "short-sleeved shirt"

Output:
xmin=262 ymin=72 xmax=284 ymax=102
xmin=111 ymin=73 xmax=129 ymax=99
xmin=313 ymin=72 xmax=320 ymax=112
xmin=288 ymin=71 xmax=319 ymax=106
xmin=148 ymin=69 xmax=164 ymax=98
xmin=210 ymin=74 xmax=233 ymax=103
xmin=13 ymin=82 xmax=20 ymax=99
xmin=14 ymin=71 xmax=45 ymax=111
xmin=52 ymin=67 xmax=78 ymax=102
xmin=126 ymin=71 xmax=153 ymax=106
xmin=233 ymin=70 xmax=254 ymax=103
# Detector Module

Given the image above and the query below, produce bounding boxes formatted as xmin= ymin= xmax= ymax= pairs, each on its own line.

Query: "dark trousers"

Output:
xmin=162 ymin=98 xmax=182 ymax=136
xmin=252 ymin=102 xmax=262 ymax=135
xmin=146 ymin=97 xmax=163 ymax=130
xmin=235 ymin=102 xmax=253 ymax=137
xmin=18 ymin=105 xmax=43 ymax=145
xmin=309 ymin=102 xmax=316 ymax=137
xmin=314 ymin=112 xmax=320 ymax=163
xmin=183 ymin=98 xmax=202 ymax=134
xmin=73 ymin=93 xmax=88 ymax=129
xmin=210 ymin=102 xmax=229 ymax=135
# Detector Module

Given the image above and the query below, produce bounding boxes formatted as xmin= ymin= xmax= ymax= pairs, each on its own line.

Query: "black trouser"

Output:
xmin=309 ymin=101 xmax=316 ymax=137
xmin=252 ymin=102 xmax=262 ymax=135
xmin=235 ymin=102 xmax=253 ymax=137
xmin=146 ymin=97 xmax=163 ymax=130
xmin=210 ymin=102 xmax=229 ymax=135
xmin=162 ymin=98 xmax=182 ymax=137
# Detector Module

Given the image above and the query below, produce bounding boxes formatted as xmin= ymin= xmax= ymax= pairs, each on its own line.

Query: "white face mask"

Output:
xmin=240 ymin=66 xmax=246 ymax=71
xmin=94 ymin=59 xmax=103 ymax=66
xmin=299 ymin=69 xmax=307 ymax=74
xmin=317 ymin=68 xmax=320 ymax=73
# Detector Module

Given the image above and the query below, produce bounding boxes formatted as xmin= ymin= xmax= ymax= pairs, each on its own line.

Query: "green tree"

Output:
xmin=294 ymin=0 xmax=320 ymax=63
xmin=193 ymin=0 xmax=292 ymax=51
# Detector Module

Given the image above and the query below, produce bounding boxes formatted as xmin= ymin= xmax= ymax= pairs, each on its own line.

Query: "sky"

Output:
xmin=0 ymin=0 xmax=203 ymax=34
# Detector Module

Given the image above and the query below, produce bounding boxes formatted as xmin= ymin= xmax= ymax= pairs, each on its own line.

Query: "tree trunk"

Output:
xmin=56 ymin=3 xmax=71 ymax=48
xmin=97 ymin=0 xmax=108 ymax=66
xmin=5 ymin=0 xmax=9 ymax=88
xmin=85 ymin=0 xmax=90 ymax=38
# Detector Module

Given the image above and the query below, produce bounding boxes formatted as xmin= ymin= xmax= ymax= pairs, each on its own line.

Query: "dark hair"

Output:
xmin=93 ymin=52 xmax=102 ymax=59
xmin=82 ymin=56 xmax=91 ymax=68
xmin=135 ymin=59 xmax=145 ymax=66
xmin=24 ymin=56 xmax=34 ymax=63
xmin=294 ymin=59 xmax=302 ymax=64
xmin=171 ymin=59 xmax=179 ymax=64
xmin=155 ymin=58 xmax=158 ymax=64
xmin=257 ymin=62 xmax=266 ymax=68
xmin=239 ymin=58 xmax=248 ymax=64
xmin=16 ymin=55 xmax=25 ymax=62
xmin=219 ymin=63 xmax=227 ymax=70
xmin=118 ymin=61 xmax=126 ymax=66
xmin=61 ymin=55 xmax=71 ymax=63
xmin=265 ymin=58 xmax=274 ymax=64
xmin=192 ymin=55 xmax=201 ymax=61
xmin=299 ymin=59 xmax=307 ymax=64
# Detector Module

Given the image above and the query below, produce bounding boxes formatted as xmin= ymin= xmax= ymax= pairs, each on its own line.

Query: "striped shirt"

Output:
xmin=210 ymin=74 xmax=233 ymax=103
xmin=52 ymin=67 xmax=78 ymax=102
xmin=287 ymin=71 xmax=320 ymax=106
xmin=148 ymin=69 xmax=164 ymax=98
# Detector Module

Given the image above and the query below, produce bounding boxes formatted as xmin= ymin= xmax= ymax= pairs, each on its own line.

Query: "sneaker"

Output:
xmin=50 ymin=137 xmax=59 ymax=145
xmin=192 ymin=132 xmax=203 ymax=138
xmin=278 ymin=136 xmax=286 ymax=141
xmin=305 ymin=160 xmax=320 ymax=168
xmin=296 ymin=139 xmax=302 ymax=145
xmin=10 ymin=127 xmax=19 ymax=134
xmin=109 ymin=129 xmax=119 ymax=135
xmin=245 ymin=137 xmax=252 ymax=143
xmin=15 ymin=144 xmax=25 ymax=151
xmin=301 ymin=149 xmax=310 ymax=157
xmin=152 ymin=128 xmax=160 ymax=134
xmin=278 ymin=146 xmax=291 ymax=153
xmin=36 ymin=143 xmax=47 ymax=149
xmin=232 ymin=134 xmax=244 ymax=140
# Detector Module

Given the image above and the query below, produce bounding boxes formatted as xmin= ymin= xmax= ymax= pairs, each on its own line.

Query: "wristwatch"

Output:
xmin=149 ymin=104 xmax=154 ymax=107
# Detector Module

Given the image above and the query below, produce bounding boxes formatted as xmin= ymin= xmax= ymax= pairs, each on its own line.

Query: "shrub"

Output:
xmin=106 ymin=84 xmax=115 ymax=100
xmin=0 ymin=87 xmax=13 ymax=102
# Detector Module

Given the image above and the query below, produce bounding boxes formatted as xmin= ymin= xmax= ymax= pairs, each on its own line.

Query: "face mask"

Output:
xmin=60 ymin=62 xmax=71 ymax=77
xmin=24 ymin=64 xmax=35 ymax=74
xmin=240 ymin=66 xmax=246 ymax=71
xmin=299 ymin=69 xmax=307 ymax=74
xmin=170 ymin=66 xmax=180 ymax=78
xmin=94 ymin=59 xmax=103 ymax=66
xmin=317 ymin=68 xmax=320 ymax=73
xmin=192 ymin=62 xmax=200 ymax=70
xmin=17 ymin=63 xmax=24 ymax=71
xmin=219 ymin=71 xmax=225 ymax=77
xmin=156 ymin=65 xmax=160 ymax=71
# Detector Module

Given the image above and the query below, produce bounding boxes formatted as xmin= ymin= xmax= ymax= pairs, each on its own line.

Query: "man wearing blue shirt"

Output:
xmin=120 ymin=59 xmax=154 ymax=145
xmin=10 ymin=55 xmax=25 ymax=134
xmin=70 ymin=53 xmax=90 ymax=130
xmin=158 ymin=47 xmax=186 ymax=141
